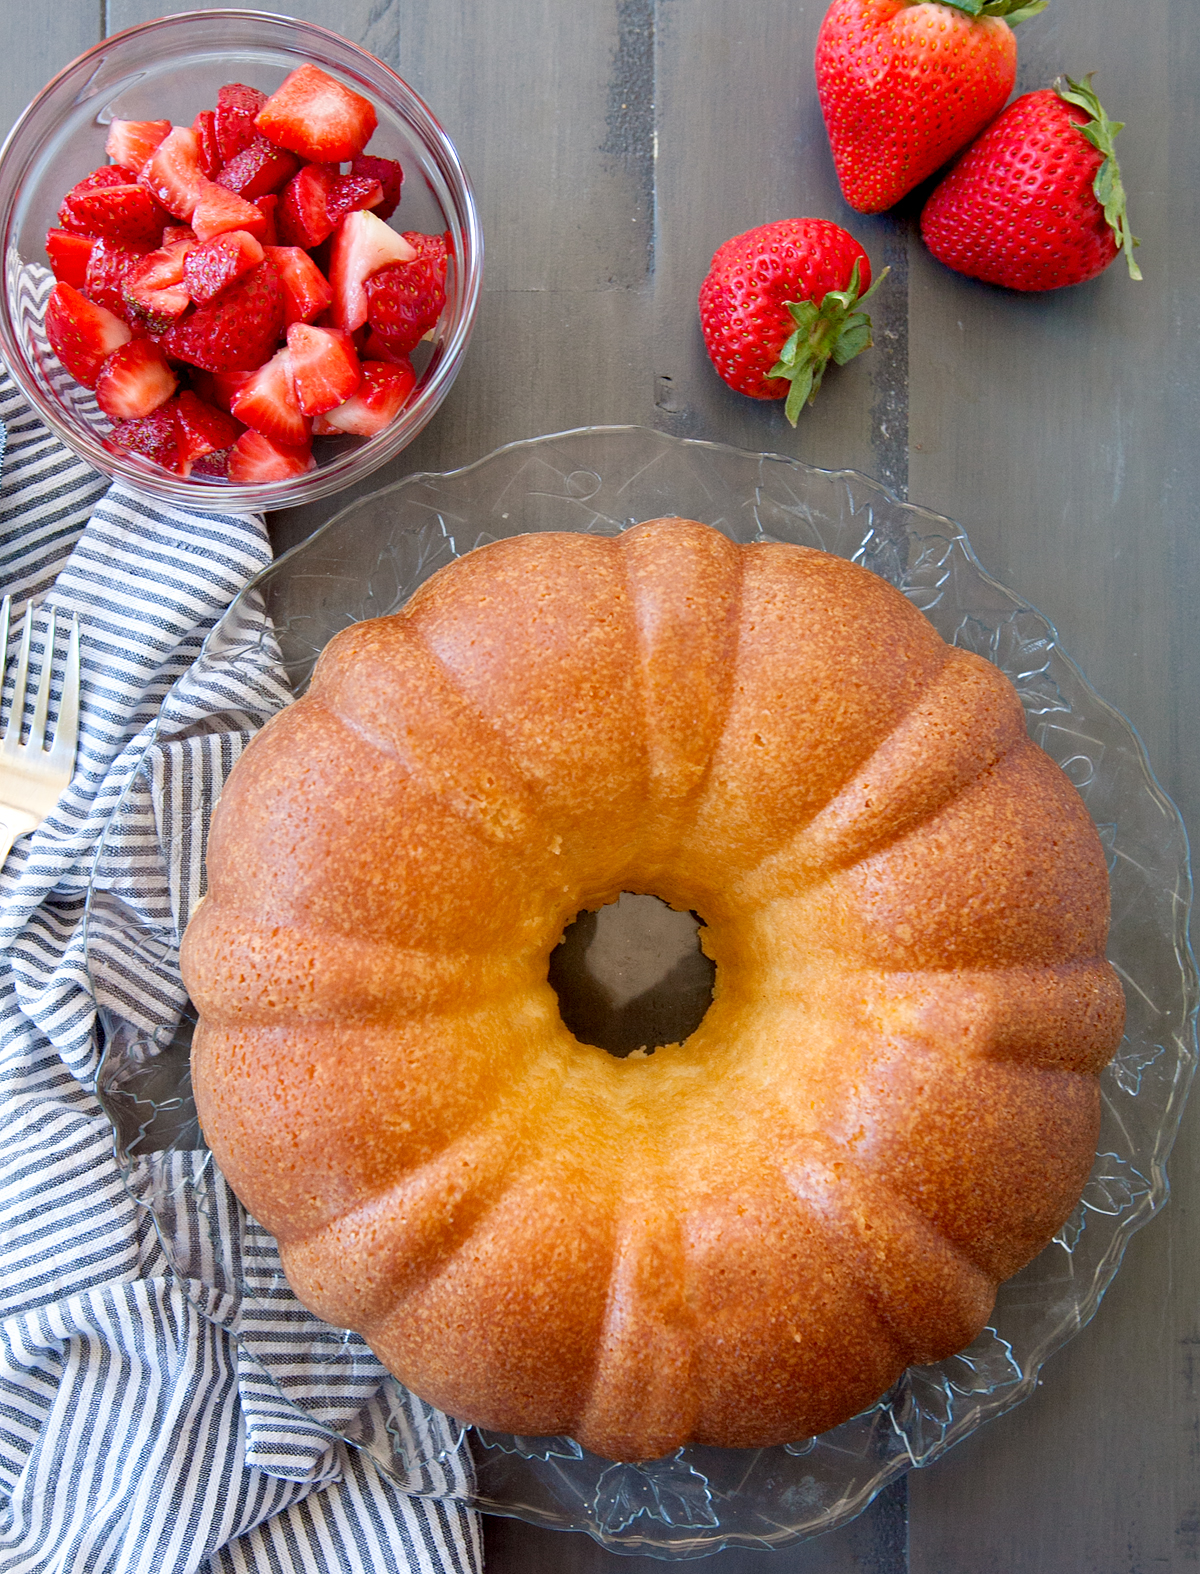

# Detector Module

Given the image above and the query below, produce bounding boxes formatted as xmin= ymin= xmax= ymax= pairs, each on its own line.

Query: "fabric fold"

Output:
xmin=0 ymin=362 xmax=483 ymax=1574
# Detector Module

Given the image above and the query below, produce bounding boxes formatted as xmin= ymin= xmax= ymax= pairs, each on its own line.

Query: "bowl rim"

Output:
xmin=0 ymin=8 xmax=483 ymax=511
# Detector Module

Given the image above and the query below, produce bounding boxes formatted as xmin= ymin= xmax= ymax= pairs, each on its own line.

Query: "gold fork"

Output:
xmin=0 ymin=596 xmax=80 ymax=866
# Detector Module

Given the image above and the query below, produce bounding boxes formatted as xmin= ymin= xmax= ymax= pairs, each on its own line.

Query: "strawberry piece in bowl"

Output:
xmin=191 ymin=183 xmax=268 ymax=244
xmin=216 ymin=138 xmax=301 ymax=203
xmin=216 ymin=84 xmax=268 ymax=163
xmin=162 ymin=257 xmax=285 ymax=372
xmin=95 ymin=338 xmax=178 ymax=420
xmin=104 ymin=119 xmax=172 ymax=177
xmin=229 ymin=345 xmax=311 ymax=445
xmin=183 ymin=230 xmax=265 ymax=305
xmin=227 ymin=428 xmax=316 ymax=483
xmin=140 ymin=126 xmax=209 ymax=223
xmin=328 ymin=209 xmax=418 ymax=331
xmin=45 ymin=282 xmax=133 ymax=386
xmin=256 ymin=64 xmax=378 ymax=163
xmin=174 ymin=389 xmax=242 ymax=475
xmin=365 ymin=232 xmax=449 ymax=355
xmin=264 ymin=245 xmax=334 ymax=326
xmin=58 ymin=179 xmax=168 ymax=246
xmin=83 ymin=237 xmax=154 ymax=321
xmin=315 ymin=358 xmax=416 ymax=436
xmin=107 ymin=405 xmax=181 ymax=472
xmin=46 ymin=229 xmax=95 ymax=289
xmin=287 ymin=323 xmax=362 ymax=415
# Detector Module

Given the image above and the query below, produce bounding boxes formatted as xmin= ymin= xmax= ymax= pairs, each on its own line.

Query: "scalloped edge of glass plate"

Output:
xmin=90 ymin=424 xmax=1200 ymax=1558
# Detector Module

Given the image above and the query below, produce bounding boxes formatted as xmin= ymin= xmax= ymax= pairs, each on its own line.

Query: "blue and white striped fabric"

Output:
xmin=0 ymin=364 xmax=483 ymax=1574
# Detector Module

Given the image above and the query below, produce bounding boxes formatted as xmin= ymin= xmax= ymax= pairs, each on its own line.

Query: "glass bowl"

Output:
xmin=0 ymin=9 xmax=482 ymax=510
xmin=90 ymin=427 xmax=1199 ymax=1557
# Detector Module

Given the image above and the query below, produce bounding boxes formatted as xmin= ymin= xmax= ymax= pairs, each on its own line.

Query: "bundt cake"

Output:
xmin=180 ymin=517 xmax=1124 ymax=1463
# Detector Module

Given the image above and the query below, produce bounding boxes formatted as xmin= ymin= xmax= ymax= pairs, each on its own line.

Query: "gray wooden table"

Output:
xmin=4 ymin=2 xmax=1197 ymax=1569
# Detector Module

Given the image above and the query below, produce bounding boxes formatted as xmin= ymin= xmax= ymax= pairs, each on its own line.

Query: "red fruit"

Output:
xmin=327 ymin=209 xmax=418 ymax=331
xmin=192 ymin=112 xmax=222 ymax=179
xmin=216 ymin=137 xmax=301 ymax=202
xmin=191 ymin=182 xmax=268 ymax=244
xmin=123 ymin=239 xmax=195 ymax=333
xmin=286 ymin=323 xmax=362 ymax=414
xmin=45 ymin=282 xmax=133 ymax=387
xmin=350 ymin=154 xmax=402 ymax=221
xmin=183 ymin=229 xmax=266 ymax=304
xmin=216 ymin=84 xmax=269 ymax=163
xmin=227 ymin=428 xmax=316 ymax=483
xmin=189 ymin=448 xmax=234 ymax=478
xmin=174 ymin=389 xmax=242 ymax=474
xmin=814 ymin=0 xmax=1044 ymax=214
xmin=105 ymin=119 xmax=172 ymax=175
xmin=256 ymin=64 xmax=377 ymax=163
xmin=107 ymin=405 xmax=180 ymax=471
xmin=365 ymin=232 xmax=449 ymax=355
xmin=277 ymin=163 xmax=340 ymax=249
xmin=83 ymin=237 xmax=153 ymax=320
xmin=698 ymin=218 xmax=882 ymax=424
xmin=324 ymin=174 xmax=385 ymax=228
xmin=318 ymin=358 xmax=416 ymax=435
xmin=63 ymin=166 xmax=140 ymax=198
xmin=921 ymin=76 xmax=1142 ymax=291
xmin=95 ymin=337 xmax=178 ymax=419
xmin=46 ymin=229 xmax=95 ymax=288
xmin=256 ymin=193 xmax=280 ymax=246
xmin=229 ymin=345 xmax=311 ymax=444
xmin=264 ymin=245 xmax=335 ymax=325
xmin=209 ymin=369 xmax=256 ymax=411
xmin=162 ymin=258 xmax=285 ymax=372
xmin=57 ymin=182 xmax=167 ymax=245
xmin=139 ymin=126 xmax=209 ymax=222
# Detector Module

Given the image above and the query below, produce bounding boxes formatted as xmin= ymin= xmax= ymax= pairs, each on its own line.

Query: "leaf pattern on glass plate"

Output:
xmin=592 ymin=1449 xmax=719 ymax=1534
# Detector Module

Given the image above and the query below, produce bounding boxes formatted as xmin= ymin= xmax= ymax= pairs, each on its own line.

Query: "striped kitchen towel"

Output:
xmin=0 ymin=364 xmax=483 ymax=1574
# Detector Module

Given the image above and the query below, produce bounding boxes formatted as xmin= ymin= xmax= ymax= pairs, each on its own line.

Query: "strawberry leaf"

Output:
xmin=1055 ymin=75 xmax=1143 ymax=280
xmin=768 ymin=261 xmax=889 ymax=427
xmin=934 ymin=0 xmax=1048 ymax=22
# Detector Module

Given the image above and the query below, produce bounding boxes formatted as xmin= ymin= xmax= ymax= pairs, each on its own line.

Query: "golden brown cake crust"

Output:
xmin=181 ymin=518 xmax=1124 ymax=1462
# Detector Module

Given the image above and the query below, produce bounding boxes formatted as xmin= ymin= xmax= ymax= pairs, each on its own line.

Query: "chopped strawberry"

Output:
xmin=324 ymin=174 xmax=384 ymax=228
xmin=209 ymin=368 xmax=255 ymax=410
xmin=58 ymin=182 xmax=168 ymax=246
xmin=318 ymin=358 xmax=416 ymax=435
xmin=365 ymin=232 xmax=449 ymax=354
xmin=107 ymin=405 xmax=180 ymax=471
xmin=45 ymin=229 xmax=95 ymax=288
xmin=183 ymin=229 xmax=265 ymax=304
xmin=161 ymin=257 xmax=285 ymax=372
xmin=45 ymin=282 xmax=133 ymax=386
xmin=174 ymin=389 xmax=242 ymax=473
xmin=227 ymin=428 xmax=315 ymax=483
xmin=350 ymin=154 xmax=402 ymax=221
xmin=105 ymin=119 xmax=172 ymax=176
xmin=189 ymin=448 xmax=234 ymax=478
xmin=263 ymin=245 xmax=334 ymax=325
xmin=123 ymin=238 xmax=195 ymax=333
xmin=95 ymin=337 xmax=177 ymax=419
xmin=229 ymin=345 xmax=311 ymax=444
xmin=256 ymin=193 xmax=279 ymax=246
xmin=216 ymin=84 xmax=268 ymax=163
xmin=139 ymin=126 xmax=208 ymax=222
xmin=256 ymin=65 xmax=377 ymax=163
xmin=192 ymin=111 xmax=221 ymax=178
xmin=216 ymin=137 xmax=300 ymax=202
xmin=286 ymin=323 xmax=362 ymax=414
xmin=64 ymin=165 xmax=140 ymax=197
xmin=277 ymin=163 xmax=339 ymax=249
xmin=327 ymin=209 xmax=418 ymax=331
xmin=191 ymin=182 xmax=268 ymax=244
xmin=82 ymin=237 xmax=153 ymax=320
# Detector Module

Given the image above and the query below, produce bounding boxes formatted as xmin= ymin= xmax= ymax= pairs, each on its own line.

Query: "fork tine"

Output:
xmin=1 ymin=602 xmax=32 ymax=754
xmin=28 ymin=606 xmax=56 ymax=752
xmin=48 ymin=613 xmax=80 ymax=774
xmin=0 ymin=595 xmax=9 ymax=677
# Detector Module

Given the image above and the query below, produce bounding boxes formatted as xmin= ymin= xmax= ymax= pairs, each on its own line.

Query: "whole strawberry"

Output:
xmin=815 ymin=0 xmax=1046 ymax=214
xmin=920 ymin=76 xmax=1141 ymax=290
xmin=699 ymin=219 xmax=882 ymax=424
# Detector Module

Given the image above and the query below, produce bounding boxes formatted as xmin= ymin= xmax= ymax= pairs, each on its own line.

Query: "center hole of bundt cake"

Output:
xmin=548 ymin=893 xmax=716 ymax=1057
